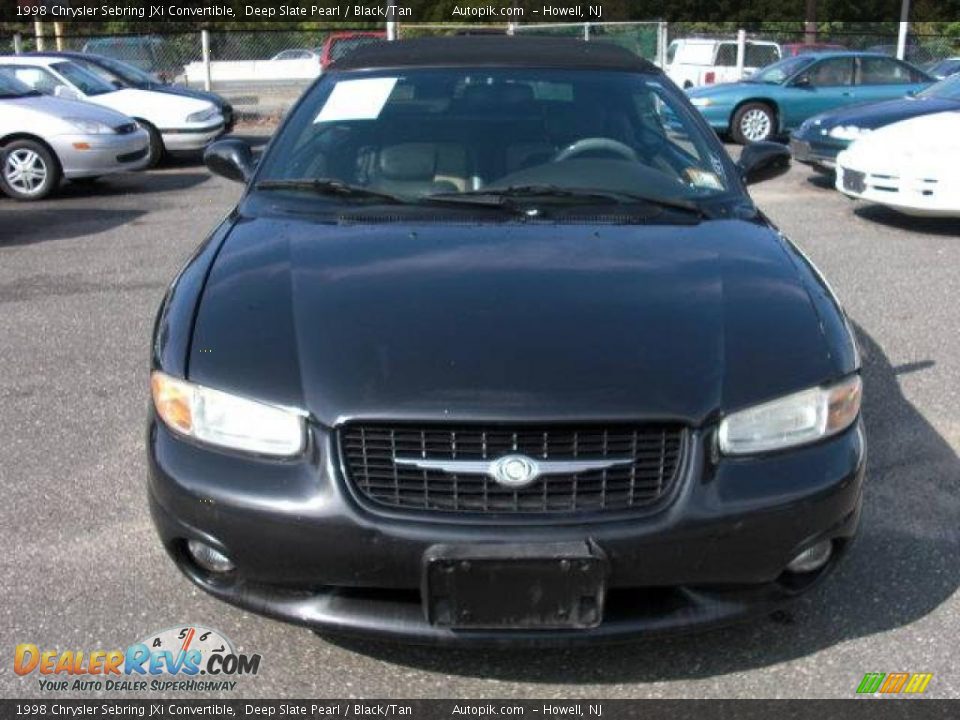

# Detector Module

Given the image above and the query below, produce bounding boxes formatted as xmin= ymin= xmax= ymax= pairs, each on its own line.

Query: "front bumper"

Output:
xmin=148 ymin=417 xmax=866 ymax=645
xmin=49 ymin=130 xmax=151 ymax=178
xmin=790 ymin=133 xmax=849 ymax=169
xmin=836 ymin=162 xmax=957 ymax=217
xmin=159 ymin=121 xmax=225 ymax=152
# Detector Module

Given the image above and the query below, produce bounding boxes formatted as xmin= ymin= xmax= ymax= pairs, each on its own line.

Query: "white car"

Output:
xmin=0 ymin=69 xmax=150 ymax=200
xmin=836 ymin=111 xmax=960 ymax=218
xmin=665 ymin=38 xmax=781 ymax=89
xmin=270 ymin=48 xmax=319 ymax=61
xmin=0 ymin=55 xmax=224 ymax=167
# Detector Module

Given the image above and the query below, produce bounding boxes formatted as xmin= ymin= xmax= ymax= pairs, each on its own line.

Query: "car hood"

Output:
xmin=89 ymin=88 xmax=214 ymax=123
xmin=1 ymin=94 xmax=133 ymax=125
xmin=843 ymin=111 xmax=960 ymax=168
xmin=686 ymin=82 xmax=757 ymax=99
xmin=187 ymin=214 xmax=840 ymax=428
xmin=142 ymin=83 xmax=229 ymax=109
xmin=805 ymin=94 xmax=959 ymax=130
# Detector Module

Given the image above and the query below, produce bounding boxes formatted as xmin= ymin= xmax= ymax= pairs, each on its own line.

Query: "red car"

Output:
xmin=319 ymin=31 xmax=387 ymax=70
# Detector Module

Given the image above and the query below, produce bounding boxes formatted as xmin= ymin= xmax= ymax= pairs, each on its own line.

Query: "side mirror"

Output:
xmin=204 ymin=139 xmax=255 ymax=184
xmin=791 ymin=75 xmax=812 ymax=88
xmin=906 ymin=88 xmax=918 ymax=97
xmin=111 ymin=80 xmax=125 ymax=89
xmin=737 ymin=141 xmax=791 ymax=184
xmin=54 ymin=85 xmax=80 ymax=100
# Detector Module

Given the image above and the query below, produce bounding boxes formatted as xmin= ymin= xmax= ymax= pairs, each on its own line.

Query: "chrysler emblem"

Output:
xmin=490 ymin=454 xmax=540 ymax=488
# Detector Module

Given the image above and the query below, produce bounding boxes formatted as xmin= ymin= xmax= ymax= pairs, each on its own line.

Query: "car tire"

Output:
xmin=138 ymin=120 xmax=165 ymax=168
xmin=731 ymin=103 xmax=776 ymax=144
xmin=0 ymin=139 xmax=61 ymax=201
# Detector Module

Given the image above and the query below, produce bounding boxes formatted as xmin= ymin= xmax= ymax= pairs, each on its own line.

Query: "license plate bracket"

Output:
xmin=423 ymin=542 xmax=606 ymax=630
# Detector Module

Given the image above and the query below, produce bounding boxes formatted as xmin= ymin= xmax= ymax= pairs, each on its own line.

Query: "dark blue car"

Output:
xmin=791 ymin=73 xmax=960 ymax=170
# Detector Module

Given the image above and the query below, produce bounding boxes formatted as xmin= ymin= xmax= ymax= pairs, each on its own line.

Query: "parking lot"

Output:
xmin=2 ymin=135 xmax=958 ymax=699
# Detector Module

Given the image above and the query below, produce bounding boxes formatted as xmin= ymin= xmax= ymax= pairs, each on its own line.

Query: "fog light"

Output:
xmin=786 ymin=540 xmax=833 ymax=574
xmin=186 ymin=540 xmax=234 ymax=574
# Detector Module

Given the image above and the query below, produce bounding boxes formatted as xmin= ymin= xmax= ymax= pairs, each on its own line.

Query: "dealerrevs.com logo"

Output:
xmin=14 ymin=626 xmax=261 ymax=693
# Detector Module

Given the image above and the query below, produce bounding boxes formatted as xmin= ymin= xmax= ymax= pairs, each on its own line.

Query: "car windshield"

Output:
xmin=53 ymin=61 xmax=115 ymax=96
xmin=926 ymin=58 xmax=959 ymax=75
xmin=0 ymin=69 xmax=39 ymax=98
xmin=917 ymin=73 xmax=960 ymax=101
xmin=749 ymin=55 xmax=816 ymax=84
xmin=89 ymin=55 xmax=157 ymax=85
xmin=256 ymin=68 xmax=734 ymax=208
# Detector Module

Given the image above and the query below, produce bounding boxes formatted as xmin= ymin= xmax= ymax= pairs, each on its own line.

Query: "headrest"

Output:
xmin=379 ymin=143 xmax=437 ymax=180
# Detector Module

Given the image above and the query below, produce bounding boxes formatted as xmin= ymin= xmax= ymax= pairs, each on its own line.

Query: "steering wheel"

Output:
xmin=552 ymin=137 xmax=638 ymax=163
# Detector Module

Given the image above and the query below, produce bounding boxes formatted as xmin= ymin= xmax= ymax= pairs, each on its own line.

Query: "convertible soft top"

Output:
xmin=330 ymin=36 xmax=661 ymax=73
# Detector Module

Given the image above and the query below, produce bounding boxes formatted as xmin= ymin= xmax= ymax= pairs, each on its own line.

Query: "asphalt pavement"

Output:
xmin=1 ymin=139 xmax=958 ymax=699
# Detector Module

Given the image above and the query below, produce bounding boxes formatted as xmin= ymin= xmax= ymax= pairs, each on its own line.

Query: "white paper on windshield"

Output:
xmin=314 ymin=78 xmax=398 ymax=123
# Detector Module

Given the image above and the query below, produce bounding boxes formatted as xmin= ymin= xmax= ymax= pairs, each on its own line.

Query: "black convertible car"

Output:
xmin=148 ymin=37 xmax=865 ymax=644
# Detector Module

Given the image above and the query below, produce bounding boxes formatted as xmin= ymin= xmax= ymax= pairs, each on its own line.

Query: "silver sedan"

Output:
xmin=0 ymin=70 xmax=150 ymax=200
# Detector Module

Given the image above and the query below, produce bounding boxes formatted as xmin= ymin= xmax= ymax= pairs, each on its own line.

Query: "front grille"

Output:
xmin=341 ymin=424 xmax=685 ymax=515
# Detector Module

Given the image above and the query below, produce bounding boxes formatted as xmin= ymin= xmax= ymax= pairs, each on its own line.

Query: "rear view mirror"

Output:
xmin=737 ymin=141 xmax=791 ymax=184
xmin=204 ymin=139 xmax=255 ymax=184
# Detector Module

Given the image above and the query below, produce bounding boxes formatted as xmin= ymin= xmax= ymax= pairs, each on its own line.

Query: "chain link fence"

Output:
xmin=513 ymin=21 xmax=661 ymax=61
xmin=3 ymin=22 xmax=958 ymax=124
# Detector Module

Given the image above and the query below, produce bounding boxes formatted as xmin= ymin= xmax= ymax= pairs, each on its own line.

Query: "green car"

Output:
xmin=687 ymin=52 xmax=933 ymax=144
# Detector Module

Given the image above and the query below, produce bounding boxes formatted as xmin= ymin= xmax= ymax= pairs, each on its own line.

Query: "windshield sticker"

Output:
xmin=685 ymin=167 xmax=724 ymax=190
xmin=314 ymin=77 xmax=398 ymax=124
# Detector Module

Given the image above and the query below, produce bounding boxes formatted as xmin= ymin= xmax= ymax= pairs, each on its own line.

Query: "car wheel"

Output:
xmin=0 ymin=140 xmax=61 ymax=201
xmin=732 ymin=103 xmax=775 ymax=144
xmin=139 ymin=120 xmax=165 ymax=168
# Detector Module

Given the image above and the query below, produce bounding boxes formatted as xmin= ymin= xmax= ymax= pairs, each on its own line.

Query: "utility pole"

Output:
xmin=385 ymin=1 xmax=397 ymax=41
xmin=896 ymin=0 xmax=911 ymax=60
xmin=804 ymin=0 xmax=817 ymax=44
xmin=34 ymin=20 xmax=45 ymax=52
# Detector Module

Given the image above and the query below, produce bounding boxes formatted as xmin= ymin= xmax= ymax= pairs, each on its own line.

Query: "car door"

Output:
xmin=855 ymin=56 xmax=929 ymax=104
xmin=778 ymin=56 xmax=856 ymax=128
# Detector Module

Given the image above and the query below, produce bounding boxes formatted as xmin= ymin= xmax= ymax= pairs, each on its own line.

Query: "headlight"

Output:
xmin=151 ymin=371 xmax=306 ymax=457
xmin=828 ymin=126 xmax=871 ymax=141
xmin=718 ymin=375 xmax=862 ymax=455
xmin=186 ymin=108 xmax=218 ymax=123
xmin=689 ymin=97 xmax=713 ymax=107
xmin=64 ymin=118 xmax=114 ymax=134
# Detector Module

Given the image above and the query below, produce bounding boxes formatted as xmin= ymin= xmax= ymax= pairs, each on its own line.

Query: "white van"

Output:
xmin=665 ymin=38 xmax=781 ymax=88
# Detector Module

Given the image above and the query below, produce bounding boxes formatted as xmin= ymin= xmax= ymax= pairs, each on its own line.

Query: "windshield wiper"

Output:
xmin=427 ymin=185 xmax=706 ymax=217
xmin=255 ymin=178 xmax=406 ymax=204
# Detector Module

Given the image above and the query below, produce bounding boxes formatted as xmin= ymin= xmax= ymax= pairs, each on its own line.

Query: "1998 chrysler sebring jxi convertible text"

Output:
xmin=148 ymin=38 xmax=865 ymax=644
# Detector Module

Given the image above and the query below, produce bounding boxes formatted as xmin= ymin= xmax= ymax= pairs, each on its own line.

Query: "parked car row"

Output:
xmin=687 ymin=52 xmax=934 ymax=144
xmin=682 ymin=49 xmax=959 ymax=216
xmin=0 ymin=53 xmax=233 ymax=200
